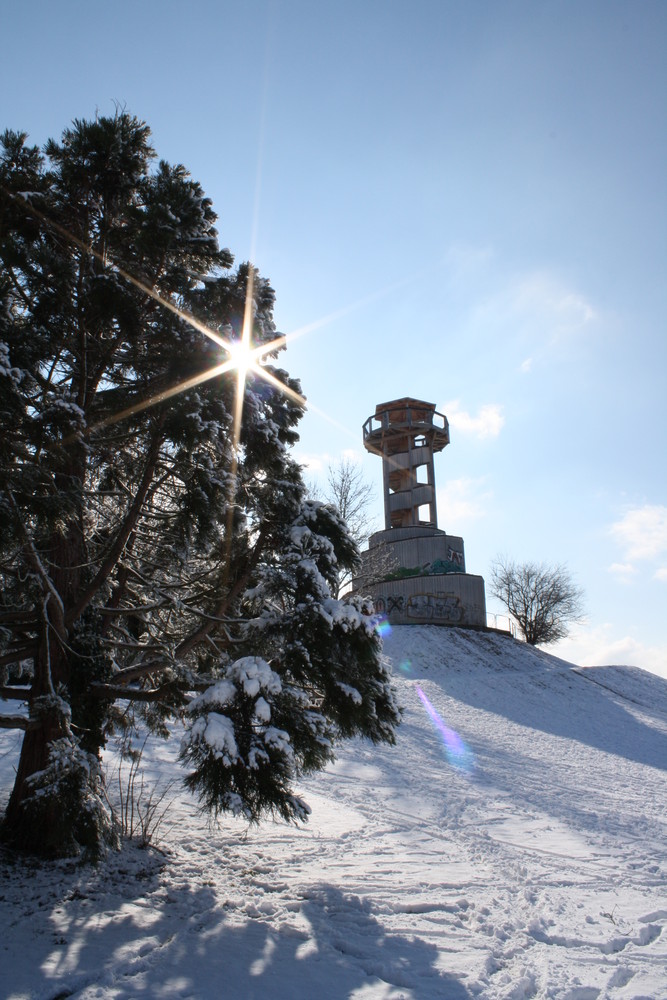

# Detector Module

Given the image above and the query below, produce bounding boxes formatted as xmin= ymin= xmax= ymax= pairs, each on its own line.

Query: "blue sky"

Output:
xmin=2 ymin=1 xmax=666 ymax=675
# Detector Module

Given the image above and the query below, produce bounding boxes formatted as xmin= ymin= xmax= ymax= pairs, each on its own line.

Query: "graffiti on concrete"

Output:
xmin=407 ymin=593 xmax=463 ymax=623
xmin=374 ymin=591 xmax=464 ymax=623
xmin=373 ymin=595 xmax=405 ymax=616
xmin=387 ymin=595 xmax=405 ymax=614
xmin=383 ymin=554 xmax=465 ymax=582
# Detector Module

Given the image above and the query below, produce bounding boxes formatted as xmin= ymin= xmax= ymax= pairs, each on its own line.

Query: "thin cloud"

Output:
xmin=654 ymin=567 xmax=667 ymax=583
xmin=610 ymin=504 xmax=667 ymax=561
xmin=436 ymin=477 xmax=492 ymax=525
xmin=556 ymin=624 xmax=667 ymax=679
xmin=512 ymin=273 xmax=597 ymax=339
xmin=442 ymin=400 xmax=504 ymax=440
xmin=607 ymin=562 xmax=638 ymax=583
xmin=295 ymin=451 xmax=334 ymax=473
xmin=473 ymin=270 xmax=598 ymax=348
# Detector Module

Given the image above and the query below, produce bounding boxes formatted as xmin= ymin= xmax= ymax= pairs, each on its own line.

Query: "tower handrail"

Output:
xmin=363 ymin=406 xmax=449 ymax=441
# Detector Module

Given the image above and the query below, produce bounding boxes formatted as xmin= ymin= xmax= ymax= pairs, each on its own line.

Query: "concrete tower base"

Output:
xmin=355 ymin=526 xmax=487 ymax=628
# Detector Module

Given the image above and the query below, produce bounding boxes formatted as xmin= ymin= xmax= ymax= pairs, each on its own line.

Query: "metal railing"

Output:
xmin=486 ymin=613 xmax=516 ymax=636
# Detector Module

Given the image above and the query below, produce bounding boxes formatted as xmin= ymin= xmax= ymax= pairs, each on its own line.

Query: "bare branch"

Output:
xmin=90 ymin=682 xmax=183 ymax=703
xmin=313 ymin=458 xmax=378 ymax=597
xmin=0 ymin=714 xmax=35 ymax=730
xmin=66 ymin=414 xmax=166 ymax=625
xmin=175 ymin=527 xmax=268 ymax=659
xmin=0 ymin=687 xmax=31 ymax=700
xmin=324 ymin=458 xmax=375 ymax=546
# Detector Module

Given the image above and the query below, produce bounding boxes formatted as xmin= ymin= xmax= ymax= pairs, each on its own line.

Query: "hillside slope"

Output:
xmin=1 ymin=626 xmax=666 ymax=999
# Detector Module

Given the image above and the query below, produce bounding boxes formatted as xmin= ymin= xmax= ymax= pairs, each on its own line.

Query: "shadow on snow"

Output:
xmin=0 ymin=846 xmax=472 ymax=1000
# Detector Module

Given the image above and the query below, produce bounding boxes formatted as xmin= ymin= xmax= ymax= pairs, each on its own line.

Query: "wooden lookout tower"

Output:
xmin=362 ymin=398 xmax=450 ymax=530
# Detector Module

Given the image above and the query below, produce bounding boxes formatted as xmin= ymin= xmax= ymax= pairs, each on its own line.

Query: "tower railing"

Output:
xmin=362 ymin=406 xmax=449 ymax=445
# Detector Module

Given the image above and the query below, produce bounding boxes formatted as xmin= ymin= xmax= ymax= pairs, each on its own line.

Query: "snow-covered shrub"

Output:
xmin=181 ymin=656 xmax=315 ymax=823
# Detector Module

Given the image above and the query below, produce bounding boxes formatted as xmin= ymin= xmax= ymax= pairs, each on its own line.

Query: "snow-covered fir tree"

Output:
xmin=0 ymin=113 xmax=400 ymax=858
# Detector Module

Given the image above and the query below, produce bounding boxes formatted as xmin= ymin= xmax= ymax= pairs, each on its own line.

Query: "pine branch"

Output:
xmin=7 ymin=491 xmax=65 ymax=635
xmin=105 ymin=659 xmax=175 ymax=684
xmin=5 ymin=265 xmax=33 ymax=310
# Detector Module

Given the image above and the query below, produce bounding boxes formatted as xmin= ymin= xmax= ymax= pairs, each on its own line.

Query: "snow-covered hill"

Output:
xmin=2 ymin=626 xmax=666 ymax=999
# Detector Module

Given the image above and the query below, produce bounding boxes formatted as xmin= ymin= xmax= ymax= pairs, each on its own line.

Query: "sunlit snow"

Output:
xmin=1 ymin=625 xmax=666 ymax=998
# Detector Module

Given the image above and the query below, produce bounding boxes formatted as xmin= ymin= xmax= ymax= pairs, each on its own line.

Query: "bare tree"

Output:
xmin=325 ymin=458 xmax=375 ymax=547
xmin=353 ymin=538 xmax=399 ymax=596
xmin=490 ymin=557 xmax=585 ymax=646
xmin=311 ymin=458 xmax=401 ymax=597
xmin=310 ymin=459 xmax=377 ymax=596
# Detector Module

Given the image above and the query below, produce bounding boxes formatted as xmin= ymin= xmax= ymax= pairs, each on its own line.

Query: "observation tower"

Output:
xmin=354 ymin=397 xmax=486 ymax=628
xmin=363 ymin=398 xmax=449 ymax=530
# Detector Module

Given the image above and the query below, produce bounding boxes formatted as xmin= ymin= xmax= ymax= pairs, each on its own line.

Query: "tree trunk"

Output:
xmin=1 ymin=676 xmax=115 ymax=858
xmin=2 ymin=576 xmax=78 ymax=854
xmin=1 ymin=702 xmax=69 ymax=853
xmin=1 ymin=582 xmax=71 ymax=842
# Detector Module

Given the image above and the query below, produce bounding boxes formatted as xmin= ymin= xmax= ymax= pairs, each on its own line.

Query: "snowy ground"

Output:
xmin=2 ymin=625 xmax=666 ymax=999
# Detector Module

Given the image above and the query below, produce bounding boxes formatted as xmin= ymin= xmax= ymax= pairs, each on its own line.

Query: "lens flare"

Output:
xmin=374 ymin=616 xmax=392 ymax=639
xmin=415 ymin=685 xmax=474 ymax=774
xmin=398 ymin=659 xmax=412 ymax=674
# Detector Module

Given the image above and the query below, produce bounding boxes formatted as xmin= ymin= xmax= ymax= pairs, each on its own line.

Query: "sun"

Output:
xmin=6 ymin=186 xmax=306 ymax=441
xmin=12 ymin=182 xmax=380 ymax=449
xmin=227 ymin=338 xmax=253 ymax=382
xmin=79 ymin=270 xmax=304 ymax=440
